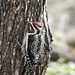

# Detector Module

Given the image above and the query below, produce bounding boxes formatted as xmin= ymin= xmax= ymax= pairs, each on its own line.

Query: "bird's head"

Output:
xmin=28 ymin=21 xmax=42 ymax=35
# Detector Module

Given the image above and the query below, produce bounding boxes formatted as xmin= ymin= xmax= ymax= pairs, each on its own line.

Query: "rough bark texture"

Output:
xmin=0 ymin=0 xmax=52 ymax=75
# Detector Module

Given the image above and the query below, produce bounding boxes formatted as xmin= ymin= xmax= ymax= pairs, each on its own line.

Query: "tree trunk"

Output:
xmin=0 ymin=0 xmax=52 ymax=75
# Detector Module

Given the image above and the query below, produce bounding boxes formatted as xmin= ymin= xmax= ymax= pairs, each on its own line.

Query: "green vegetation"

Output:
xmin=46 ymin=58 xmax=75 ymax=75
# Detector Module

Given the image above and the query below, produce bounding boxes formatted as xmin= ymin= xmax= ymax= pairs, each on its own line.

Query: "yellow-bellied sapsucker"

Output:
xmin=22 ymin=22 xmax=42 ymax=75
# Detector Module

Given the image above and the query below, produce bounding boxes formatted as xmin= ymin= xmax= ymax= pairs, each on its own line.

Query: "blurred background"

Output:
xmin=46 ymin=0 xmax=75 ymax=75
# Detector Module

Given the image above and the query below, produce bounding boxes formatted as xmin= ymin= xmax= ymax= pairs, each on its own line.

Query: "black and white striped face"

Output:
xmin=28 ymin=22 xmax=42 ymax=35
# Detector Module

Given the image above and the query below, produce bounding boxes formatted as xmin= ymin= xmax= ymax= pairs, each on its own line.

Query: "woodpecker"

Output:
xmin=22 ymin=22 xmax=43 ymax=75
xmin=27 ymin=21 xmax=42 ymax=65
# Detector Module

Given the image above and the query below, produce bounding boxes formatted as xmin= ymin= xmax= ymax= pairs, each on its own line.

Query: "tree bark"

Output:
xmin=0 ymin=0 xmax=52 ymax=75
